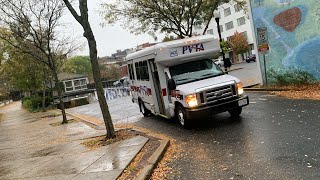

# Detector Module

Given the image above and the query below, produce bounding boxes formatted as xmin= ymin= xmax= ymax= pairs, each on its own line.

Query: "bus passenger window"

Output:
xmin=135 ymin=62 xmax=140 ymax=80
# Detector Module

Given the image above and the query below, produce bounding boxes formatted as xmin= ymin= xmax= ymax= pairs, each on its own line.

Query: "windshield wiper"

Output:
xmin=177 ymin=78 xmax=195 ymax=82
xmin=201 ymin=73 xmax=223 ymax=77
xmin=201 ymin=73 xmax=214 ymax=77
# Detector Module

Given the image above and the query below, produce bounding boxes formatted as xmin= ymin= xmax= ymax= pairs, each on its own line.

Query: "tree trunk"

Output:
xmin=53 ymin=71 xmax=68 ymax=124
xmin=83 ymin=24 xmax=115 ymax=138
xmin=42 ymin=81 xmax=46 ymax=111
xmin=62 ymin=0 xmax=115 ymax=138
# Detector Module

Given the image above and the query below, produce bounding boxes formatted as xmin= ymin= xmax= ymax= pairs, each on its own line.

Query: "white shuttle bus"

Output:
xmin=126 ymin=35 xmax=249 ymax=128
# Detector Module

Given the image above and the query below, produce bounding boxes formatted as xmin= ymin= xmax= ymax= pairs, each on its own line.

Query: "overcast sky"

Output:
xmin=61 ymin=1 xmax=162 ymax=57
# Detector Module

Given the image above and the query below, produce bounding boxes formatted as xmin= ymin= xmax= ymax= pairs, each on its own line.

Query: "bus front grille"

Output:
xmin=200 ymin=84 xmax=236 ymax=105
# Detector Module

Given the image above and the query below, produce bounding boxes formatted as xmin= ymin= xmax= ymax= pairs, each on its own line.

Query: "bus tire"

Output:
xmin=139 ymin=100 xmax=151 ymax=117
xmin=175 ymin=106 xmax=191 ymax=128
xmin=228 ymin=107 xmax=242 ymax=117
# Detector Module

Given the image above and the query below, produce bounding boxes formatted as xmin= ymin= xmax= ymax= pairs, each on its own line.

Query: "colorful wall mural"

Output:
xmin=250 ymin=0 xmax=320 ymax=81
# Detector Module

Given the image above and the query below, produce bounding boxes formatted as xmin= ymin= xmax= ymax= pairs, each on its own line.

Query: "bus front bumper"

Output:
xmin=185 ymin=95 xmax=249 ymax=120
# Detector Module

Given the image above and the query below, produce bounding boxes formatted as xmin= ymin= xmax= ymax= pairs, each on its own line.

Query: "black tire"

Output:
xmin=175 ymin=106 xmax=191 ymax=128
xmin=228 ymin=107 xmax=242 ymax=117
xmin=139 ymin=100 xmax=151 ymax=117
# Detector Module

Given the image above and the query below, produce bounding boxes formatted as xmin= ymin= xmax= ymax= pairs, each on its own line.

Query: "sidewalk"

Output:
xmin=0 ymin=102 xmax=148 ymax=179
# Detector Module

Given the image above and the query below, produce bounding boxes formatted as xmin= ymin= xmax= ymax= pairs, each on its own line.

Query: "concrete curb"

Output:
xmin=243 ymin=83 xmax=291 ymax=91
xmin=136 ymin=139 xmax=170 ymax=180
xmin=65 ymin=111 xmax=102 ymax=129
xmin=244 ymin=88 xmax=289 ymax=91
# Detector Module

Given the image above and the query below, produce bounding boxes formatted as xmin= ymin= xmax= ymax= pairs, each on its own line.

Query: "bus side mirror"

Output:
xmin=168 ymin=79 xmax=176 ymax=90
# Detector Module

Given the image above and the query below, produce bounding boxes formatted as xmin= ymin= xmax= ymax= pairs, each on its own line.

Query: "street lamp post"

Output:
xmin=215 ymin=13 xmax=228 ymax=74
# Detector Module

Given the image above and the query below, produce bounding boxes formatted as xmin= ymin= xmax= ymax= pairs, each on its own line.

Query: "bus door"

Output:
xmin=149 ymin=59 xmax=165 ymax=115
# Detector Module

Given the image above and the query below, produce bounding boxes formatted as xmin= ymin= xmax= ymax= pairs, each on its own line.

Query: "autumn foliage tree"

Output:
xmin=229 ymin=31 xmax=250 ymax=61
xmin=100 ymin=65 xmax=121 ymax=81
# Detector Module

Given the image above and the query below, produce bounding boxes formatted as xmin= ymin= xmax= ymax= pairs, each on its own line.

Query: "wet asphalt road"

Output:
xmin=133 ymin=92 xmax=320 ymax=179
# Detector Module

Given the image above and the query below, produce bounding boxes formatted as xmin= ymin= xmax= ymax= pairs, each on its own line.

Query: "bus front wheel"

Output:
xmin=175 ymin=106 xmax=191 ymax=128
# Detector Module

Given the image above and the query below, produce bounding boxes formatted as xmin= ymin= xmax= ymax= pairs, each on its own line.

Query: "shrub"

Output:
xmin=268 ymin=68 xmax=317 ymax=86
xmin=22 ymin=95 xmax=48 ymax=112
xmin=22 ymin=99 xmax=33 ymax=110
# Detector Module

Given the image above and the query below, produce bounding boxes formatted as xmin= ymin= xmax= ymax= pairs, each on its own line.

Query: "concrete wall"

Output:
xmin=0 ymin=100 xmax=13 ymax=107
xmin=250 ymin=0 xmax=320 ymax=81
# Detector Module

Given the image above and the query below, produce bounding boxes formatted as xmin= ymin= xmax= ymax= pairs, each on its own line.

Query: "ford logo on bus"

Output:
xmin=214 ymin=92 xmax=223 ymax=96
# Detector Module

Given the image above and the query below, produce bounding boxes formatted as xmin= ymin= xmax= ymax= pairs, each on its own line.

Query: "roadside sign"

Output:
xmin=257 ymin=27 xmax=269 ymax=55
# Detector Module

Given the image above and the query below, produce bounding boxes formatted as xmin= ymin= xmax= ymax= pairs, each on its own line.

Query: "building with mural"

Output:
xmin=250 ymin=0 xmax=320 ymax=82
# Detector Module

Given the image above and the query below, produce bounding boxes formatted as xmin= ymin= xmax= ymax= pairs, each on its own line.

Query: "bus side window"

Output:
xmin=128 ymin=64 xmax=134 ymax=80
xmin=135 ymin=62 xmax=140 ymax=80
xmin=138 ymin=61 xmax=143 ymax=80
xmin=142 ymin=61 xmax=149 ymax=81
xmin=165 ymin=72 xmax=172 ymax=103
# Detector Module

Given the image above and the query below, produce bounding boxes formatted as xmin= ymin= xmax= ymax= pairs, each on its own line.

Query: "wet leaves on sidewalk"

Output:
xmin=50 ymin=119 xmax=77 ymax=127
xmin=81 ymin=129 xmax=137 ymax=150
xmin=118 ymin=130 xmax=161 ymax=180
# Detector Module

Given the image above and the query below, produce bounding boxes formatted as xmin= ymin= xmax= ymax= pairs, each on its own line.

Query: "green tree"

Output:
xmin=63 ymin=0 xmax=115 ymax=138
xmin=63 ymin=56 xmax=92 ymax=76
xmin=162 ymin=35 xmax=180 ymax=42
xmin=220 ymin=40 xmax=231 ymax=54
xmin=0 ymin=0 xmax=77 ymax=123
xmin=101 ymin=0 xmax=244 ymax=38
xmin=0 ymin=38 xmax=51 ymax=109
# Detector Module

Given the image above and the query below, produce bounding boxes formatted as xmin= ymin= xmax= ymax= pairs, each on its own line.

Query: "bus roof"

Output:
xmin=126 ymin=35 xmax=220 ymax=66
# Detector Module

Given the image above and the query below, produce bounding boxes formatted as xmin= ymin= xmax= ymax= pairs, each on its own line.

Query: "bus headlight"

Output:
xmin=237 ymin=83 xmax=244 ymax=95
xmin=185 ymin=94 xmax=198 ymax=107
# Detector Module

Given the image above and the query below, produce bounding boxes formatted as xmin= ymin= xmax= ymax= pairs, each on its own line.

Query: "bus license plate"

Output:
xmin=239 ymin=99 xmax=248 ymax=106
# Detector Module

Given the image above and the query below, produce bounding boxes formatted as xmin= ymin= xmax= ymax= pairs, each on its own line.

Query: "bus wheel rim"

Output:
xmin=178 ymin=110 xmax=185 ymax=126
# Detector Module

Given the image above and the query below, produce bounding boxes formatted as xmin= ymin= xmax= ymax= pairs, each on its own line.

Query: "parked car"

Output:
xmin=246 ymin=54 xmax=256 ymax=63
xmin=213 ymin=57 xmax=224 ymax=67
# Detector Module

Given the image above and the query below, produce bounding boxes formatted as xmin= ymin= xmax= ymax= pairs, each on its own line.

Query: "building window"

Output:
xmin=225 ymin=21 xmax=234 ymax=31
xmin=219 ymin=25 xmax=224 ymax=32
xmin=65 ymin=81 xmax=73 ymax=92
xmin=224 ymin=7 xmax=231 ymax=17
xmin=234 ymin=4 xmax=242 ymax=12
xmin=207 ymin=29 xmax=214 ymax=35
xmin=74 ymin=79 xmax=87 ymax=90
xmin=237 ymin=17 xmax=246 ymax=26
xmin=64 ymin=78 xmax=87 ymax=92
xmin=241 ymin=31 xmax=248 ymax=40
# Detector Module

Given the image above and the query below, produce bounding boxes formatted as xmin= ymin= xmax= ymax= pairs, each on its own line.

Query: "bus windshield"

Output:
xmin=169 ymin=59 xmax=224 ymax=85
